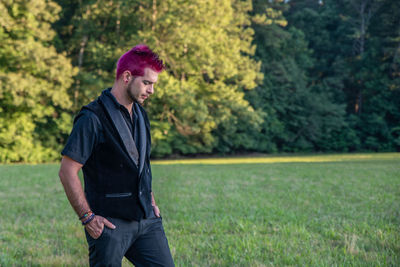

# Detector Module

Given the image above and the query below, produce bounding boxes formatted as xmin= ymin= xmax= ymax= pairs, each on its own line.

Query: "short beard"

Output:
xmin=126 ymin=79 xmax=139 ymax=104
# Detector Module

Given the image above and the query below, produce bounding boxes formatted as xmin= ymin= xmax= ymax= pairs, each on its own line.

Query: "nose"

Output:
xmin=147 ymin=84 xmax=154 ymax=95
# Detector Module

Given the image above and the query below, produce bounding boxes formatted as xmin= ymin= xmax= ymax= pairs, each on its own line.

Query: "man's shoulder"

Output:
xmin=74 ymin=99 xmax=102 ymax=126
xmin=83 ymin=98 xmax=102 ymax=114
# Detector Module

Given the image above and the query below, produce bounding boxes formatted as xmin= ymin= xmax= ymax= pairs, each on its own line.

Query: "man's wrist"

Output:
xmin=81 ymin=213 xmax=95 ymax=225
xmin=79 ymin=210 xmax=93 ymax=220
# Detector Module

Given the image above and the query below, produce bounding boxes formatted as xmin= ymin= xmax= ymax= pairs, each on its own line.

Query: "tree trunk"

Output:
xmin=152 ymin=0 xmax=157 ymax=32
xmin=351 ymin=0 xmax=380 ymax=114
xmin=75 ymin=35 xmax=88 ymax=109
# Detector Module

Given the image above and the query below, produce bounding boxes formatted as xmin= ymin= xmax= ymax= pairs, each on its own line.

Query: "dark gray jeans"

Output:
xmin=84 ymin=215 xmax=175 ymax=267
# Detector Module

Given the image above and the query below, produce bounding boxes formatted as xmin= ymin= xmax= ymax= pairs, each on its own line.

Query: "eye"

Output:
xmin=143 ymin=81 xmax=150 ymax=85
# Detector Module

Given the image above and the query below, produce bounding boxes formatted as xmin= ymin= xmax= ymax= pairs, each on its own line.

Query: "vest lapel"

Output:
xmin=99 ymin=93 xmax=139 ymax=167
xmin=134 ymin=103 xmax=146 ymax=175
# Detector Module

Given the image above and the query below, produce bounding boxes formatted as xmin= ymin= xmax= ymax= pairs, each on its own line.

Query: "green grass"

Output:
xmin=0 ymin=153 xmax=399 ymax=266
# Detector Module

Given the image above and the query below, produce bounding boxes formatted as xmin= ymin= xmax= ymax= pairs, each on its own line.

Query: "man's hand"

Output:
xmin=85 ymin=215 xmax=116 ymax=239
xmin=152 ymin=205 xmax=161 ymax=217
xmin=151 ymin=192 xmax=160 ymax=217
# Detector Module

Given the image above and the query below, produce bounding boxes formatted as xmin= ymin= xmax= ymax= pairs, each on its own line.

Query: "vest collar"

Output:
xmin=134 ymin=102 xmax=146 ymax=174
xmin=99 ymin=89 xmax=140 ymax=167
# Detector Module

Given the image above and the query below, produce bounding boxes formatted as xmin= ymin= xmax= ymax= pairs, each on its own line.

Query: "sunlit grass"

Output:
xmin=152 ymin=152 xmax=400 ymax=165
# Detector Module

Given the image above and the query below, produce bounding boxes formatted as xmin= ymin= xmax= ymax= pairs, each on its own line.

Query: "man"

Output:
xmin=59 ymin=44 xmax=175 ymax=267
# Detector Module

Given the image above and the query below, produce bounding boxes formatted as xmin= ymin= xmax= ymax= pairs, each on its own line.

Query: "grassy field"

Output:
xmin=0 ymin=153 xmax=399 ymax=266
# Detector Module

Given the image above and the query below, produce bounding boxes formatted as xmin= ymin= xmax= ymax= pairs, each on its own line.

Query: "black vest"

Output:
xmin=79 ymin=91 xmax=154 ymax=221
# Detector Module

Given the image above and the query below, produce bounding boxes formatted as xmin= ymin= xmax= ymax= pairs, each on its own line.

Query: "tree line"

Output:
xmin=0 ymin=0 xmax=399 ymax=162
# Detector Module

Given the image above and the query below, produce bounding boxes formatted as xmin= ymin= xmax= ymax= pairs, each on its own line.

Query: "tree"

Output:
xmin=354 ymin=0 xmax=400 ymax=150
xmin=54 ymin=0 xmax=143 ymax=111
xmin=286 ymin=0 xmax=400 ymax=151
xmin=132 ymin=0 xmax=265 ymax=155
xmin=57 ymin=0 xmax=263 ymax=156
xmin=0 ymin=0 xmax=76 ymax=162
xmin=247 ymin=0 xmax=348 ymax=152
xmin=286 ymin=0 xmax=358 ymax=151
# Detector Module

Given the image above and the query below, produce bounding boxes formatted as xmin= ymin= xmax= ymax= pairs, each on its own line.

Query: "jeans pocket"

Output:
xmin=85 ymin=226 xmax=108 ymax=242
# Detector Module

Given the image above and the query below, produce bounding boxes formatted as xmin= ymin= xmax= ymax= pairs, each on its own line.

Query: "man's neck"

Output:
xmin=111 ymin=83 xmax=133 ymax=112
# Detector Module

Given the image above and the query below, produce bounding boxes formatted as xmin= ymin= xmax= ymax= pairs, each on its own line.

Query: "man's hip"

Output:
xmin=85 ymin=216 xmax=174 ymax=267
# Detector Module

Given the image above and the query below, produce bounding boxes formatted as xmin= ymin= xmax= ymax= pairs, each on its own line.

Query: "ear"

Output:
xmin=122 ymin=71 xmax=132 ymax=84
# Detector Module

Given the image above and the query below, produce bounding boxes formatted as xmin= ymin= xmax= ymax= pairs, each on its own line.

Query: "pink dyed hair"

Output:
xmin=116 ymin=44 xmax=164 ymax=80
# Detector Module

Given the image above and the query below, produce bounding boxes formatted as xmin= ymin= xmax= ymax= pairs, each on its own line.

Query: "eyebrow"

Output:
xmin=143 ymin=80 xmax=156 ymax=84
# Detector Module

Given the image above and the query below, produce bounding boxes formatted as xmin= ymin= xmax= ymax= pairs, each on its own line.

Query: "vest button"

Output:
xmin=139 ymin=191 xmax=142 ymax=195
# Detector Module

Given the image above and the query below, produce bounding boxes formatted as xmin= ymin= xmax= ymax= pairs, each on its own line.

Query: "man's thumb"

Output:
xmin=103 ymin=218 xmax=116 ymax=229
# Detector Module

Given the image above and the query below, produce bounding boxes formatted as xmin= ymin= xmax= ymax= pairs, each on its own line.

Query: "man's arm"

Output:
xmin=59 ymin=156 xmax=115 ymax=238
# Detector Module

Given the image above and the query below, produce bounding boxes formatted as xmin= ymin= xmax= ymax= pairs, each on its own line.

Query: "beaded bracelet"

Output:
xmin=82 ymin=213 xmax=95 ymax=225
xmin=79 ymin=211 xmax=93 ymax=220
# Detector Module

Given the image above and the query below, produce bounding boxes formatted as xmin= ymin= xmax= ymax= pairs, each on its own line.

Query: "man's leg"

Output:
xmin=125 ymin=217 xmax=174 ymax=267
xmin=85 ymin=218 xmax=139 ymax=267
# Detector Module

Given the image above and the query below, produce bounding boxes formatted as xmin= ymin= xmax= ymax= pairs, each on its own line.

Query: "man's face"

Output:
xmin=127 ymin=68 xmax=159 ymax=105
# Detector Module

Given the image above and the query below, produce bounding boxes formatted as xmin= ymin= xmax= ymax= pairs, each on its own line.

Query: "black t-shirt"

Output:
xmin=61 ymin=90 xmax=139 ymax=164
